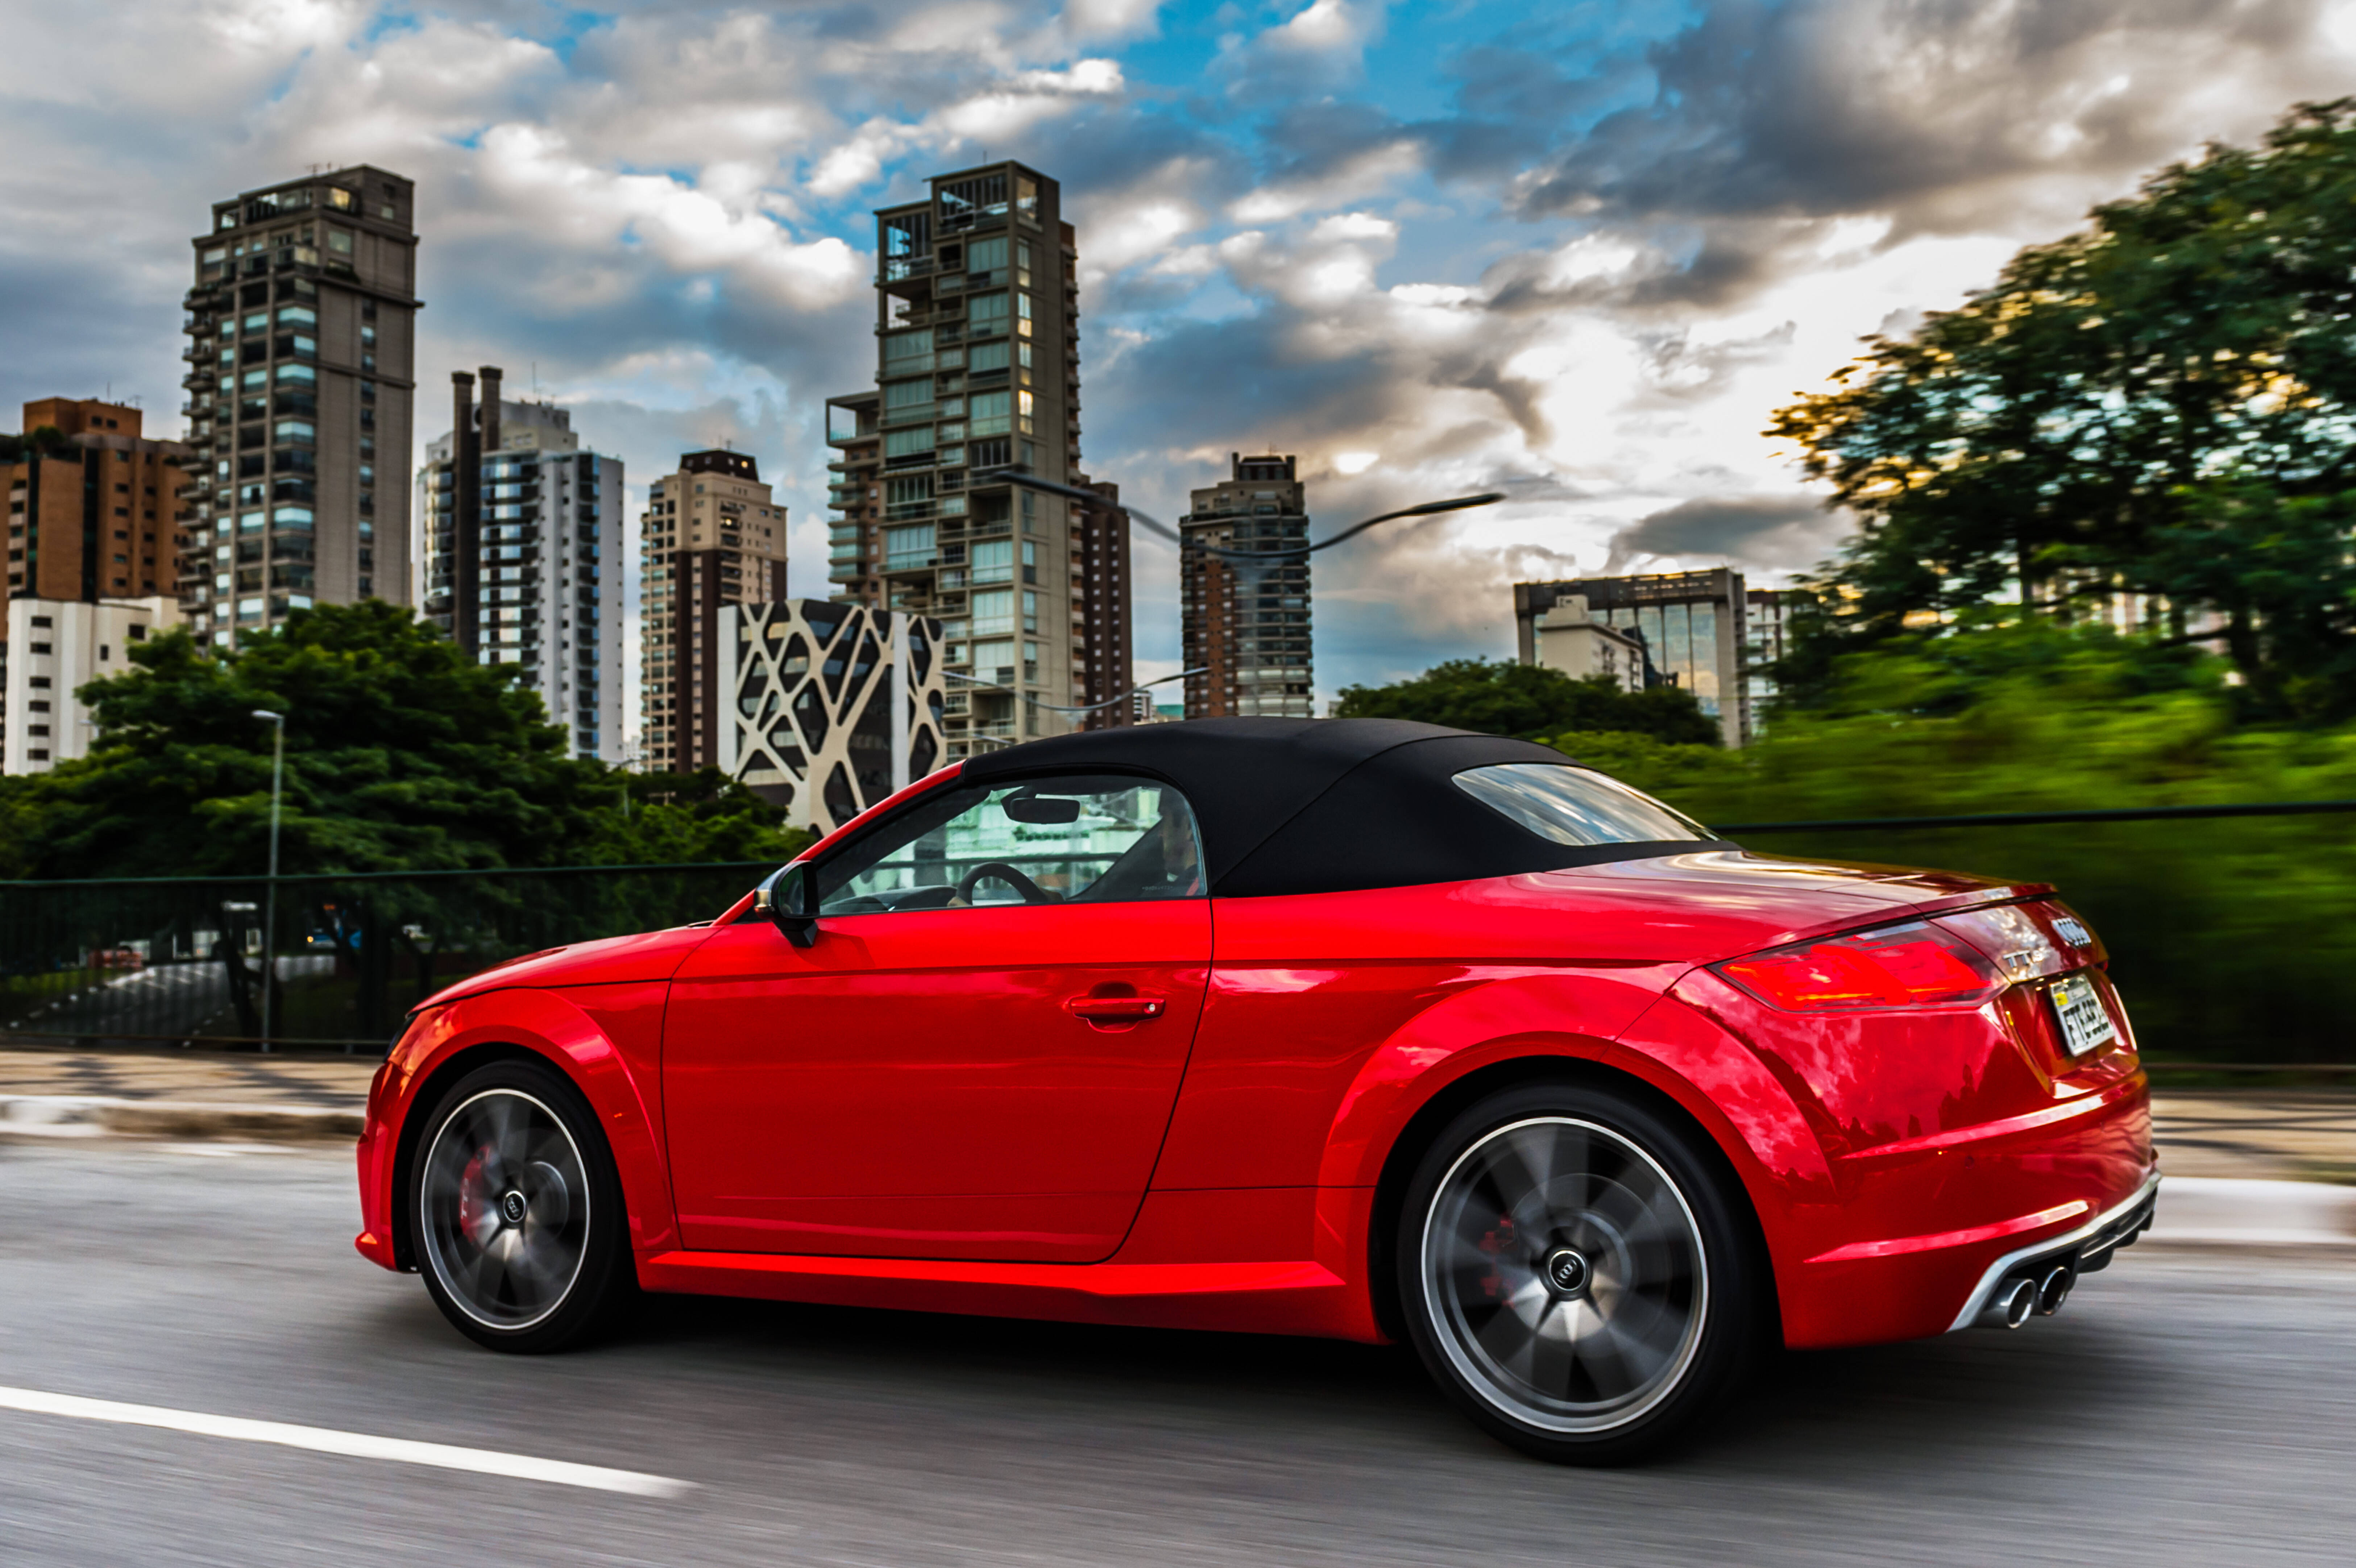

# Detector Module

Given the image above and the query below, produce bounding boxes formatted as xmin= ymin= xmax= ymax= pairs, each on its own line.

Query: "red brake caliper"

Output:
xmin=1477 ymin=1215 xmax=1516 ymax=1300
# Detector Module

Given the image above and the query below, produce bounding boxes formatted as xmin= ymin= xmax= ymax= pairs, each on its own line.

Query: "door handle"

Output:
xmin=1065 ymin=995 xmax=1166 ymax=1021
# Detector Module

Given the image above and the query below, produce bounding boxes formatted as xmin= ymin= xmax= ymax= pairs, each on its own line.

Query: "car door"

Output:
xmin=664 ymin=772 xmax=1211 ymax=1263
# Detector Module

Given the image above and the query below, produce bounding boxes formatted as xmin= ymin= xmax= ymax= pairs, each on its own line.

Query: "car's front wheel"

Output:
xmin=409 ymin=1059 xmax=636 ymax=1353
xmin=1398 ymin=1082 xmax=1762 ymax=1464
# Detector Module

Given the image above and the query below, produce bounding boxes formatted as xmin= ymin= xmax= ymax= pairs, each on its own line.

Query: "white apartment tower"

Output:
xmin=417 ymin=394 xmax=624 ymax=759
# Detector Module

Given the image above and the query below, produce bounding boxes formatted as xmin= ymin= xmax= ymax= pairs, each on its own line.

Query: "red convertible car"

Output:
xmin=356 ymin=719 xmax=2155 ymax=1463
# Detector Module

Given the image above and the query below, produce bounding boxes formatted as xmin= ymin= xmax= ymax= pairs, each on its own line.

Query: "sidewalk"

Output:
xmin=0 ymin=1048 xmax=374 ymax=1142
xmin=2148 ymin=1091 xmax=2356 ymax=1184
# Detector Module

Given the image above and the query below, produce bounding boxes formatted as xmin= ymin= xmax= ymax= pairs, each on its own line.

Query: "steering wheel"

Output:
xmin=955 ymin=861 xmax=1055 ymax=906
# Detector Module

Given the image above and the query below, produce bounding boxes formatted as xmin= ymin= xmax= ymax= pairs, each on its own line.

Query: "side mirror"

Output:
xmin=753 ymin=863 xmax=819 ymax=947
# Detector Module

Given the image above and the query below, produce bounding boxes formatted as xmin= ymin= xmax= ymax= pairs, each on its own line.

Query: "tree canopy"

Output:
xmin=1331 ymin=658 xmax=1722 ymax=746
xmin=1768 ymin=99 xmax=2356 ymax=719
xmin=0 ymin=602 xmax=806 ymax=880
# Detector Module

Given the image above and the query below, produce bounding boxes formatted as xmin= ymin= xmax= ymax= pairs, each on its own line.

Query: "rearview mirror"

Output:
xmin=1002 ymin=791 xmax=1082 ymax=825
xmin=754 ymin=863 xmax=818 ymax=947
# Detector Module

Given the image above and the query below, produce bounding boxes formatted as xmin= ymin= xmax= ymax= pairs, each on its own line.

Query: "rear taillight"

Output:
xmin=1713 ymin=921 xmax=2005 ymax=1012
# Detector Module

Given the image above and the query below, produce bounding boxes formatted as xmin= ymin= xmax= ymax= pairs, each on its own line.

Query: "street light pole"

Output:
xmin=252 ymin=709 xmax=286 ymax=1052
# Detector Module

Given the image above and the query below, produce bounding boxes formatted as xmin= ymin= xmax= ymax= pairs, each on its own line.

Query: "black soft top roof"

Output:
xmin=958 ymin=717 xmax=1726 ymax=897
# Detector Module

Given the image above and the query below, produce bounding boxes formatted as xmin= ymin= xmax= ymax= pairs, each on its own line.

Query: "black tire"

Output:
xmin=1396 ymin=1082 xmax=1762 ymax=1464
xmin=407 ymin=1058 xmax=638 ymax=1353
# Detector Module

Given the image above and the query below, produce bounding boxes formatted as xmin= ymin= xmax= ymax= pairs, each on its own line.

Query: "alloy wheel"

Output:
xmin=1420 ymin=1116 xmax=1709 ymax=1434
xmin=418 ymin=1088 xmax=592 ymax=1332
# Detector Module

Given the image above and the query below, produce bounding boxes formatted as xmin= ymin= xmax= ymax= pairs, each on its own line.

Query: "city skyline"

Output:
xmin=4 ymin=2 xmax=2352 ymax=730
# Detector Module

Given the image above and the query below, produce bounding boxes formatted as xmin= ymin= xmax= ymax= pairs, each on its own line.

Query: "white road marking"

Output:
xmin=0 ymin=1385 xmax=693 ymax=1498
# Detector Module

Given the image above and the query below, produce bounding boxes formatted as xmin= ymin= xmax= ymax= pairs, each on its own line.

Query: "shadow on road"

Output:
xmin=386 ymin=1278 xmax=2165 ymax=1473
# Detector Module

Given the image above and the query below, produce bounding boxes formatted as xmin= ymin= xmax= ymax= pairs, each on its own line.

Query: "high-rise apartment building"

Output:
xmin=1179 ymin=454 xmax=1314 ymax=719
xmin=417 ymin=388 xmax=625 ymax=759
xmin=179 ymin=166 xmax=417 ymax=643
xmin=639 ymin=450 xmax=788 ymax=772
xmin=821 ymin=161 xmax=1088 ymax=757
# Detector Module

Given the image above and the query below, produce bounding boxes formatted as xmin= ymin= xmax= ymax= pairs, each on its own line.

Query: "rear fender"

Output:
xmin=1320 ymin=977 xmax=1836 ymax=1332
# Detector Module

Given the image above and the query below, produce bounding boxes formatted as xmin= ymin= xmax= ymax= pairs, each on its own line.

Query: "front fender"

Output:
xmin=355 ymin=981 xmax=677 ymax=1273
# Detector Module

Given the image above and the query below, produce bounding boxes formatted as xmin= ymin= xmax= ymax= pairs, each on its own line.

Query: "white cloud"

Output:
xmin=1 ymin=0 xmax=2346 ymax=710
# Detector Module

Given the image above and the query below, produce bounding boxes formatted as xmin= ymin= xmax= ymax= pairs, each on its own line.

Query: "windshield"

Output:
xmin=1451 ymin=763 xmax=1714 ymax=847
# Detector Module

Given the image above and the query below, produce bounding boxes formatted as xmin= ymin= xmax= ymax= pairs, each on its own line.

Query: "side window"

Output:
xmin=816 ymin=775 xmax=1204 ymax=915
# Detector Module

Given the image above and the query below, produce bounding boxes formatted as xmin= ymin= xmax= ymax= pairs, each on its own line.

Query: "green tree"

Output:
xmin=588 ymin=767 xmax=815 ymax=866
xmin=0 ymin=426 xmax=74 ymax=464
xmin=1332 ymin=658 xmax=1722 ymax=745
xmin=1769 ymin=99 xmax=2356 ymax=718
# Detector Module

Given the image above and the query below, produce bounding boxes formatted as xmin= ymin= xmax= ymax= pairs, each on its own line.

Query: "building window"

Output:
xmin=969 ymin=391 xmax=1011 ymax=437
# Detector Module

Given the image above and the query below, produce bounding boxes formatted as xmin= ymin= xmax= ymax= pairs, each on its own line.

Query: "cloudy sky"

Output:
xmin=5 ymin=0 xmax=2353 ymax=718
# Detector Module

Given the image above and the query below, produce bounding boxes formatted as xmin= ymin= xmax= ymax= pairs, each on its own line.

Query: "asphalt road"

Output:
xmin=1 ymin=1140 xmax=2349 ymax=1567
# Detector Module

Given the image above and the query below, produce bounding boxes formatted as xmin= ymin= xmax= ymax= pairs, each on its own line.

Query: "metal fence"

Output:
xmin=0 ymin=862 xmax=773 ymax=1052
xmin=7 ymin=800 xmax=2355 ymax=1067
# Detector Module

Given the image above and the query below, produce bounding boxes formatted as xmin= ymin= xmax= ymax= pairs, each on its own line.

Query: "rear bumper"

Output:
xmin=1771 ymin=1075 xmax=2155 ymax=1349
xmin=1945 ymin=1173 xmax=2158 ymax=1332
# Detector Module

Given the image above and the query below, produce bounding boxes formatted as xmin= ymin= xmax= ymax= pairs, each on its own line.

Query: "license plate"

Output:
xmin=2049 ymin=973 xmax=2119 ymax=1056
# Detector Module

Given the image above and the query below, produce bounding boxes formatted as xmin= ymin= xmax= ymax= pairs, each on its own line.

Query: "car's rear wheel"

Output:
xmin=1398 ymin=1082 xmax=1760 ymax=1464
xmin=410 ymin=1059 xmax=636 ymax=1353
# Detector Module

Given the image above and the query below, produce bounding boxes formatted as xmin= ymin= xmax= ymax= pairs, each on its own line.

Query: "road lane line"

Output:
xmin=0 ymin=1385 xmax=693 ymax=1498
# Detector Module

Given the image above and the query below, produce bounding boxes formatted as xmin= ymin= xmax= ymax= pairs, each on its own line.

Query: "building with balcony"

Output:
xmin=1179 ymin=454 xmax=1314 ymax=719
xmin=179 ymin=165 xmax=417 ymax=643
xmin=640 ymin=450 xmax=788 ymax=772
xmin=820 ymin=161 xmax=1094 ymax=757
xmin=416 ymin=386 xmax=623 ymax=759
